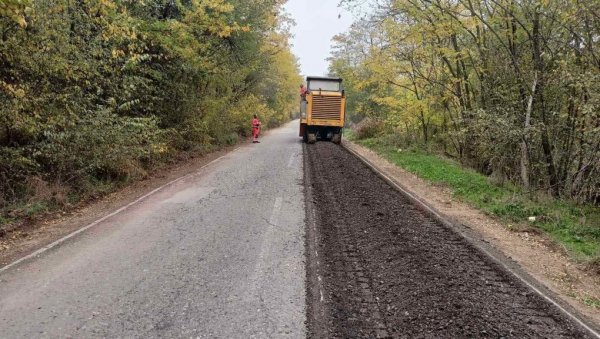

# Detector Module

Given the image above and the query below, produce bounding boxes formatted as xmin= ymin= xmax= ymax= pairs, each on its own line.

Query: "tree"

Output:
xmin=0 ymin=0 xmax=301 ymax=217
xmin=333 ymin=0 xmax=600 ymax=202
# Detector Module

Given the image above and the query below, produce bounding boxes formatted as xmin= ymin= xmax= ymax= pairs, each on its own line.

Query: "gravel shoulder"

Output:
xmin=306 ymin=141 xmax=595 ymax=338
xmin=343 ymin=140 xmax=600 ymax=328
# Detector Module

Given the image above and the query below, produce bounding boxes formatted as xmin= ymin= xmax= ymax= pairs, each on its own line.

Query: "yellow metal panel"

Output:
xmin=307 ymin=95 xmax=313 ymax=123
xmin=341 ymin=96 xmax=346 ymax=125
xmin=310 ymin=119 xmax=344 ymax=127
xmin=306 ymin=92 xmax=346 ymax=127
xmin=310 ymin=90 xmax=342 ymax=97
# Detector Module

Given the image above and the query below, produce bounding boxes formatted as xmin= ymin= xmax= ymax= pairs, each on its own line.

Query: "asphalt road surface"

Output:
xmin=0 ymin=121 xmax=305 ymax=338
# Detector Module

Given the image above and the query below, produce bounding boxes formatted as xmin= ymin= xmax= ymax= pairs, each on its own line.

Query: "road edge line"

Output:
xmin=0 ymin=148 xmax=239 ymax=275
xmin=341 ymin=141 xmax=600 ymax=338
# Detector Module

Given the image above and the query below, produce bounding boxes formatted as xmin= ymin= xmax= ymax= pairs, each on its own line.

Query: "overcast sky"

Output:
xmin=283 ymin=0 xmax=354 ymax=77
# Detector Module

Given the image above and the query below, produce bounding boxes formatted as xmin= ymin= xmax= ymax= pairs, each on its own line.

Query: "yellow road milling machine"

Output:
xmin=299 ymin=76 xmax=346 ymax=144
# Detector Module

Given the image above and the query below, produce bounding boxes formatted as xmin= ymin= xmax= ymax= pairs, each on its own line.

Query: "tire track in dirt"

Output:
xmin=305 ymin=142 xmax=592 ymax=338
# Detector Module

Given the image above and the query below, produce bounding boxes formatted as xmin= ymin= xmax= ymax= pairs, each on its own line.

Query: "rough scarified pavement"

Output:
xmin=305 ymin=142 xmax=591 ymax=338
xmin=0 ymin=121 xmax=306 ymax=338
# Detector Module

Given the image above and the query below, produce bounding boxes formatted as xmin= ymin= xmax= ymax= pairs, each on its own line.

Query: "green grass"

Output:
xmin=24 ymin=202 xmax=49 ymax=216
xmin=354 ymin=135 xmax=600 ymax=261
xmin=584 ymin=297 xmax=600 ymax=309
xmin=343 ymin=128 xmax=356 ymax=140
xmin=0 ymin=215 xmax=11 ymax=227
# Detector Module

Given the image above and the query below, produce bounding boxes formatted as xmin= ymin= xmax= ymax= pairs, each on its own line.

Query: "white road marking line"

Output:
xmin=0 ymin=148 xmax=240 ymax=275
xmin=269 ymin=197 xmax=283 ymax=226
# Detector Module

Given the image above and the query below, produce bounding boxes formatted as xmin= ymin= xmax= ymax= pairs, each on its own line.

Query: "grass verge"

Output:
xmin=352 ymin=135 xmax=600 ymax=262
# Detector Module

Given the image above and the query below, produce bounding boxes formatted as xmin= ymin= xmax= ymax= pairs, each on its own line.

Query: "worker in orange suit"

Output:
xmin=252 ymin=114 xmax=261 ymax=143
xmin=299 ymin=84 xmax=307 ymax=100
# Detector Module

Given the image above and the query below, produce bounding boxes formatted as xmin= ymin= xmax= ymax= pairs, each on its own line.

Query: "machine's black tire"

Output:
xmin=332 ymin=133 xmax=341 ymax=144
xmin=303 ymin=130 xmax=308 ymax=143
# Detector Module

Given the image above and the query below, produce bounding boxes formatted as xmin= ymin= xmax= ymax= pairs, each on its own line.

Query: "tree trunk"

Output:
xmin=532 ymin=11 xmax=559 ymax=196
xmin=419 ymin=110 xmax=428 ymax=143
xmin=520 ymin=72 xmax=536 ymax=189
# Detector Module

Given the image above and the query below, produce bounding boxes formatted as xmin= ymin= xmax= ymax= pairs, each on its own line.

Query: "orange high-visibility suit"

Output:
xmin=252 ymin=117 xmax=261 ymax=143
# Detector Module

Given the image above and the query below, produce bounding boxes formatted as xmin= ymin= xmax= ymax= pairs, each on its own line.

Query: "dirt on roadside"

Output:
xmin=0 ymin=144 xmax=241 ymax=268
xmin=343 ymin=140 xmax=600 ymax=327
xmin=306 ymin=142 xmax=593 ymax=338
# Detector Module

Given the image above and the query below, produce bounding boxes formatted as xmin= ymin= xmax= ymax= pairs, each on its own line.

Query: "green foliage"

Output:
xmin=36 ymin=111 xmax=165 ymax=182
xmin=356 ymin=136 xmax=600 ymax=261
xmin=584 ymin=297 xmax=600 ymax=309
xmin=0 ymin=0 xmax=301 ymax=223
xmin=0 ymin=0 xmax=31 ymax=27
xmin=332 ymin=0 xmax=600 ymax=203
xmin=353 ymin=118 xmax=385 ymax=140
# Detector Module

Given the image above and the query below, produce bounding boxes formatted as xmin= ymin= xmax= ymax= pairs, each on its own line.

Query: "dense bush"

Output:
xmin=0 ymin=0 xmax=301 ymax=220
xmin=353 ymin=118 xmax=385 ymax=140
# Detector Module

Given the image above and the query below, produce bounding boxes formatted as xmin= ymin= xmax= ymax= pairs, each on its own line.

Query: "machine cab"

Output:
xmin=306 ymin=77 xmax=343 ymax=93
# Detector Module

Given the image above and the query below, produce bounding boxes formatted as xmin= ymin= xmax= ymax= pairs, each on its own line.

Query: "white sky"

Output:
xmin=283 ymin=0 xmax=354 ymax=77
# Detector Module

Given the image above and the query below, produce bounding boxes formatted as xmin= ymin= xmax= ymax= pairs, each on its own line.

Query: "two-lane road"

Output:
xmin=0 ymin=121 xmax=305 ymax=338
xmin=2 ymin=120 xmax=598 ymax=338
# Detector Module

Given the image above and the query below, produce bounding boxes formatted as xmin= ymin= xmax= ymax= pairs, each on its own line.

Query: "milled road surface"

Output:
xmin=305 ymin=142 xmax=592 ymax=338
xmin=0 ymin=121 xmax=305 ymax=338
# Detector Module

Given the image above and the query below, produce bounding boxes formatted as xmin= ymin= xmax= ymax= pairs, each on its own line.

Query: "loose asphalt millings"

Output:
xmin=304 ymin=142 xmax=593 ymax=339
